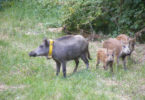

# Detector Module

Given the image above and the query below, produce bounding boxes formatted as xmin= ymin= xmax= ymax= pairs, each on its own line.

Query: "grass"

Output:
xmin=0 ymin=3 xmax=145 ymax=100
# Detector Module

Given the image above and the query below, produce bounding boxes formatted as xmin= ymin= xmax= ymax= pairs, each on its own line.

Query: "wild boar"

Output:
xmin=116 ymin=34 xmax=129 ymax=42
xmin=29 ymin=35 xmax=91 ymax=77
xmin=116 ymin=34 xmax=136 ymax=62
xmin=116 ymin=34 xmax=136 ymax=55
xmin=103 ymin=38 xmax=131 ymax=70
xmin=96 ymin=48 xmax=115 ymax=72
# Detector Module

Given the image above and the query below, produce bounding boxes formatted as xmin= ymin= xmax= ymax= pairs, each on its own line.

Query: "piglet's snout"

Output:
xmin=128 ymin=49 xmax=131 ymax=55
xmin=108 ymin=57 xmax=114 ymax=62
xmin=125 ymin=49 xmax=131 ymax=55
xmin=29 ymin=51 xmax=37 ymax=57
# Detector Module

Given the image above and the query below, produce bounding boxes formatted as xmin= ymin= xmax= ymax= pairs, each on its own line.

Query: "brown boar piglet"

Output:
xmin=96 ymin=48 xmax=115 ymax=72
xmin=116 ymin=34 xmax=129 ymax=42
xmin=103 ymin=38 xmax=131 ymax=70
xmin=116 ymin=34 xmax=136 ymax=62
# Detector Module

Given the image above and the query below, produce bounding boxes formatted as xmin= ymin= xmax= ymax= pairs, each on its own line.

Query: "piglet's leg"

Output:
xmin=122 ymin=56 xmax=127 ymax=71
xmin=103 ymin=63 xmax=107 ymax=70
xmin=115 ymin=56 xmax=120 ymax=71
xmin=117 ymin=56 xmax=120 ymax=66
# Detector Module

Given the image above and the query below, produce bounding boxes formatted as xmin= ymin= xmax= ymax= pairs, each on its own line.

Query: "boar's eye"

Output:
xmin=40 ymin=45 xmax=43 ymax=48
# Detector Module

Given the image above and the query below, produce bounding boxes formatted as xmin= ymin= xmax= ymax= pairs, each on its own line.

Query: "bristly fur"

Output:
xmin=96 ymin=48 xmax=114 ymax=72
xmin=56 ymin=35 xmax=73 ymax=41
xmin=103 ymin=38 xmax=130 ymax=71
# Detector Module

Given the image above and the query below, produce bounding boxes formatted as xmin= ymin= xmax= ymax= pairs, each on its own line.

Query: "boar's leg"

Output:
xmin=81 ymin=54 xmax=89 ymax=69
xmin=117 ymin=56 xmax=120 ymax=66
xmin=122 ymin=56 xmax=127 ymax=71
xmin=116 ymin=56 xmax=120 ymax=71
xmin=103 ymin=64 xmax=107 ymax=70
xmin=73 ymin=59 xmax=79 ymax=73
xmin=109 ymin=62 xmax=113 ymax=72
xmin=56 ymin=61 xmax=61 ymax=76
xmin=62 ymin=61 xmax=67 ymax=78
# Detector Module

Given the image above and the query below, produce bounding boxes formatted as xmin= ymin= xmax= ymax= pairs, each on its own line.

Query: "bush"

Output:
xmin=1 ymin=0 xmax=145 ymax=37
xmin=62 ymin=0 xmax=145 ymax=35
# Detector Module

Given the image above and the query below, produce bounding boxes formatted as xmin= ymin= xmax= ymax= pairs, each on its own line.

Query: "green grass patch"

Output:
xmin=0 ymin=2 xmax=145 ymax=100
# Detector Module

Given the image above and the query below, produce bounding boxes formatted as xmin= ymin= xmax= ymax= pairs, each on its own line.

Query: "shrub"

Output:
xmin=62 ymin=0 xmax=145 ymax=36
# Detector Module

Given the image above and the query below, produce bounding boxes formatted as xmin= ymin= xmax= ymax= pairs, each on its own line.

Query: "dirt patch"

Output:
xmin=137 ymin=85 xmax=145 ymax=96
xmin=132 ymin=79 xmax=145 ymax=96
xmin=0 ymin=34 xmax=9 ymax=40
xmin=139 ymin=54 xmax=145 ymax=63
xmin=25 ymin=31 xmax=38 ymax=35
xmin=54 ymin=92 xmax=62 ymax=100
xmin=48 ymin=27 xmax=63 ymax=33
xmin=0 ymin=84 xmax=26 ymax=91
xmin=132 ymin=84 xmax=145 ymax=96
xmin=116 ymin=94 xmax=131 ymax=100
xmin=135 ymin=44 xmax=145 ymax=63
xmin=102 ymin=79 xmax=118 ymax=86
xmin=94 ymin=89 xmax=131 ymax=100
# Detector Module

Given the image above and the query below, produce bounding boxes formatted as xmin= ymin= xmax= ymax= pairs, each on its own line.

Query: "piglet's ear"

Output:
xmin=129 ymin=38 xmax=136 ymax=43
xmin=43 ymin=38 xmax=49 ymax=46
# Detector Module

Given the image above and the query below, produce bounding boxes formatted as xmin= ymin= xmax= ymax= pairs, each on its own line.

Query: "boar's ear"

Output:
xmin=129 ymin=38 xmax=134 ymax=44
xmin=129 ymin=39 xmax=133 ymax=45
xmin=129 ymin=38 xmax=136 ymax=42
xmin=129 ymin=38 xmax=136 ymax=46
xmin=43 ymin=38 xmax=49 ymax=46
xmin=132 ymin=38 xmax=136 ymax=43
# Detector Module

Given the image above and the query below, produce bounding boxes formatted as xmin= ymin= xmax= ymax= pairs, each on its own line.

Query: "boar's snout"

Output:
xmin=29 ymin=51 xmax=37 ymax=57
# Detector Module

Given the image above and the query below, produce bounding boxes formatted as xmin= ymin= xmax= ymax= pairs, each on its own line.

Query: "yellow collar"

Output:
xmin=48 ymin=39 xmax=54 ymax=59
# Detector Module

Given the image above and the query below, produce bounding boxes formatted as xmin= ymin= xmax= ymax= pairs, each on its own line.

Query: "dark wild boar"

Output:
xmin=29 ymin=35 xmax=91 ymax=77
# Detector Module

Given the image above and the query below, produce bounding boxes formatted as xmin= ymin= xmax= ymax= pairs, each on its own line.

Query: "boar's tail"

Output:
xmin=87 ymin=46 xmax=92 ymax=60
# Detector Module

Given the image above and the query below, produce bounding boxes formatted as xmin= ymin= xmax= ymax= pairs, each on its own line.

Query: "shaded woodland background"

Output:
xmin=0 ymin=0 xmax=145 ymax=39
